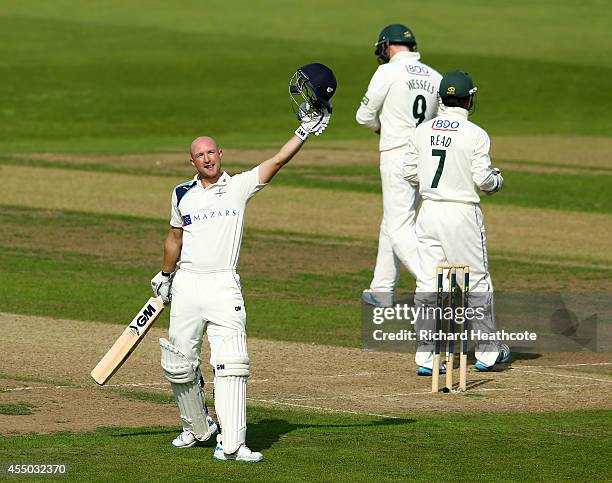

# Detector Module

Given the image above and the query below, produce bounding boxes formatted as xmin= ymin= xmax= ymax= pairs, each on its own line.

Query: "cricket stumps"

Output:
xmin=432 ymin=264 xmax=469 ymax=393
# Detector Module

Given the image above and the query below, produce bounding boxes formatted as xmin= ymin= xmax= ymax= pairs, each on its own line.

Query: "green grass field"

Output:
xmin=0 ymin=1 xmax=611 ymax=481
xmin=4 ymin=407 xmax=611 ymax=481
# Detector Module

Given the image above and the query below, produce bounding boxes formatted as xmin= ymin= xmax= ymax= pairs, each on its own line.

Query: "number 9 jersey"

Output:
xmin=403 ymin=106 xmax=503 ymax=203
xmin=356 ymin=51 xmax=442 ymax=151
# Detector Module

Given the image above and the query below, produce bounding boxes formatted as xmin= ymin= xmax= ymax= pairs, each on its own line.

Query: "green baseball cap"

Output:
xmin=378 ymin=24 xmax=417 ymax=45
xmin=439 ymin=71 xmax=477 ymax=99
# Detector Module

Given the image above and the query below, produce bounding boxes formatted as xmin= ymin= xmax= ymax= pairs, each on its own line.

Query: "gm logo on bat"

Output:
xmin=129 ymin=303 xmax=157 ymax=336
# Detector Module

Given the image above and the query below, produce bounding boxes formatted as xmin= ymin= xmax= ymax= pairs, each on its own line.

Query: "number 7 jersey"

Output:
xmin=403 ymin=106 xmax=499 ymax=203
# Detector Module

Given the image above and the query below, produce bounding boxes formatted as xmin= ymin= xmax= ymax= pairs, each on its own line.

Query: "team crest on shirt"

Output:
xmin=182 ymin=214 xmax=192 ymax=226
xmin=215 ymin=188 xmax=226 ymax=197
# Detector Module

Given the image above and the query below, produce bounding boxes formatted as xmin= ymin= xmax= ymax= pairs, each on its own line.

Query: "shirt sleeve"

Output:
xmin=235 ymin=165 xmax=268 ymax=201
xmin=471 ymin=129 xmax=493 ymax=187
xmin=170 ymin=189 xmax=183 ymax=227
xmin=471 ymin=129 xmax=502 ymax=192
xmin=355 ymin=67 xmax=389 ymax=131
xmin=402 ymin=138 xmax=420 ymax=186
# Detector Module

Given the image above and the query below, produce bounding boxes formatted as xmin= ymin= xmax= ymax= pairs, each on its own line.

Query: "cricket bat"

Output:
xmin=90 ymin=297 xmax=165 ymax=385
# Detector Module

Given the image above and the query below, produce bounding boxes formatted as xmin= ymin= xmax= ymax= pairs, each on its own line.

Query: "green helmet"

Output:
xmin=374 ymin=24 xmax=417 ymax=64
xmin=439 ymin=71 xmax=477 ymax=100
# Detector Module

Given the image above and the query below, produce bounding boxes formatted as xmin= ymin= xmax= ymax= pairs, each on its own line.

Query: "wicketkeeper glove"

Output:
xmin=482 ymin=167 xmax=504 ymax=195
xmin=294 ymin=102 xmax=331 ymax=140
xmin=151 ymin=271 xmax=174 ymax=304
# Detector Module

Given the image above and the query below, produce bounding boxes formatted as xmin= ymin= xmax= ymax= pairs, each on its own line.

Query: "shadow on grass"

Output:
xmin=244 ymin=417 xmax=415 ymax=451
xmin=111 ymin=417 xmax=415 ymax=451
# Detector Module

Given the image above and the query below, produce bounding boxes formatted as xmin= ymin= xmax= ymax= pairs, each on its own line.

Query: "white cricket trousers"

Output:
xmin=370 ymin=147 xmax=421 ymax=292
xmin=168 ymin=269 xmax=247 ymax=367
xmin=414 ymin=200 xmax=500 ymax=368
xmin=169 ymin=268 xmax=249 ymax=453
xmin=415 ymin=200 xmax=492 ymax=293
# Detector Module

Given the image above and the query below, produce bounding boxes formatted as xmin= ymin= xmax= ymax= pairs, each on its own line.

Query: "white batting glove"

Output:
xmin=151 ymin=271 xmax=173 ymax=304
xmin=294 ymin=103 xmax=332 ymax=140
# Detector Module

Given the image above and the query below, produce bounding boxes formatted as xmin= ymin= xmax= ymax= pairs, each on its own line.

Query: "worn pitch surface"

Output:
xmin=1 ymin=313 xmax=610 ymax=435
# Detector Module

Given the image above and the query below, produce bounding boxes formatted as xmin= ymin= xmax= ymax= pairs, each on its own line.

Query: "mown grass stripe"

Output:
xmin=1 ymin=159 xmax=609 ymax=214
xmin=2 ymin=203 xmax=611 ymax=267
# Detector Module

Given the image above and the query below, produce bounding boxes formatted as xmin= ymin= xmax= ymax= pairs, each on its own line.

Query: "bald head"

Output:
xmin=189 ymin=135 xmax=224 ymax=185
xmin=190 ymin=136 xmax=219 ymax=157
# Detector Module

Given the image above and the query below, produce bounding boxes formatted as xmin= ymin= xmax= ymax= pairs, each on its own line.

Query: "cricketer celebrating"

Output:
xmin=356 ymin=24 xmax=442 ymax=307
xmin=150 ymin=63 xmax=336 ymax=462
xmin=403 ymin=70 xmax=510 ymax=373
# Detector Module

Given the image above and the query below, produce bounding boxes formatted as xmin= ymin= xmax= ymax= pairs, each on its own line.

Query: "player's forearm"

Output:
xmin=259 ymin=135 xmax=305 ymax=183
xmin=355 ymin=106 xmax=381 ymax=132
xmin=277 ymin=134 xmax=306 ymax=165
xmin=402 ymin=143 xmax=420 ymax=185
xmin=162 ymin=230 xmax=182 ymax=272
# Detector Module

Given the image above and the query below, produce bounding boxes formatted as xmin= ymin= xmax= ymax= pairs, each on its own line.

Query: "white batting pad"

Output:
xmin=160 ymin=338 xmax=213 ymax=441
xmin=214 ymin=375 xmax=247 ymax=454
xmin=211 ymin=331 xmax=250 ymax=454
xmin=213 ymin=331 xmax=250 ymax=377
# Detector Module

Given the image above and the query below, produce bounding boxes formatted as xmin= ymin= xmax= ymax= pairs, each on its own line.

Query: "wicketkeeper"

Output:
xmin=150 ymin=63 xmax=336 ymax=462
xmin=403 ymin=70 xmax=510 ymax=374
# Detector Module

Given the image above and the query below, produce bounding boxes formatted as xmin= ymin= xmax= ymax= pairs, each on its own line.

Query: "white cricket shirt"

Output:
xmin=170 ymin=167 xmax=266 ymax=272
xmin=356 ymin=51 xmax=442 ymax=152
xmin=403 ymin=107 xmax=499 ymax=203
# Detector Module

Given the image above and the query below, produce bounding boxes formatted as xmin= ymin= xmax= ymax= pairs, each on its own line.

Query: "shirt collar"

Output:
xmin=390 ymin=51 xmax=421 ymax=63
xmin=441 ymin=106 xmax=469 ymax=119
xmin=194 ymin=171 xmax=231 ymax=189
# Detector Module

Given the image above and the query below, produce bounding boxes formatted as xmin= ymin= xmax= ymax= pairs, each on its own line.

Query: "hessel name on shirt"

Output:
xmin=182 ymin=209 xmax=239 ymax=226
xmin=406 ymin=79 xmax=436 ymax=95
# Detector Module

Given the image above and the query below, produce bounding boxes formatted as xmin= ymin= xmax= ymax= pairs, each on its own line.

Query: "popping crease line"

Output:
xmin=278 ymin=382 xmax=603 ymax=401
xmin=0 ymin=372 xmax=378 ymax=393
xmin=246 ymin=397 xmax=400 ymax=419
xmin=519 ymin=362 xmax=612 ymax=368
xmin=3 ymin=367 xmax=609 ymax=395
xmin=511 ymin=368 xmax=612 ymax=383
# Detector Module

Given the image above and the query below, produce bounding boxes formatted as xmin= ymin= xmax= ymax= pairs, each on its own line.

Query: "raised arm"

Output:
xmin=259 ymin=63 xmax=337 ymax=184
xmin=258 ymin=135 xmax=307 ymax=184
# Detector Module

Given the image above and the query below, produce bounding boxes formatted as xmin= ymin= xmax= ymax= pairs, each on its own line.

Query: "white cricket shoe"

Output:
xmin=361 ymin=290 xmax=393 ymax=308
xmin=172 ymin=430 xmax=197 ymax=448
xmin=171 ymin=417 xmax=217 ymax=448
xmin=213 ymin=435 xmax=263 ymax=462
